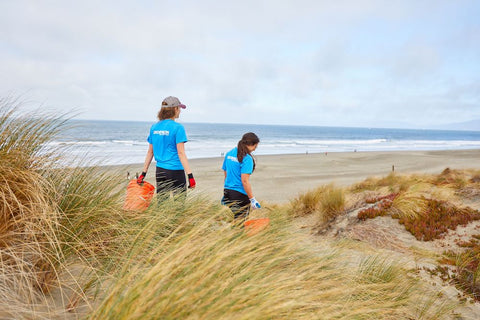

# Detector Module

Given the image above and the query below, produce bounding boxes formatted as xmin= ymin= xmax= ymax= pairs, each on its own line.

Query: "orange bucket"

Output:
xmin=123 ymin=179 xmax=155 ymax=211
xmin=243 ymin=218 xmax=270 ymax=236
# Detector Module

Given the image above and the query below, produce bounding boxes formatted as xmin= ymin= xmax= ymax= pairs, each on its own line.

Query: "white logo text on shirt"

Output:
xmin=153 ymin=130 xmax=170 ymax=136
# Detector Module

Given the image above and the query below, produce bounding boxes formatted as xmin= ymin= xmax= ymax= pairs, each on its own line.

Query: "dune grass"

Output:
xmin=289 ymin=184 xmax=345 ymax=228
xmin=0 ymin=98 xmax=134 ymax=317
xmin=90 ymin=204 xmax=452 ymax=320
xmin=0 ymin=99 xmax=69 ymax=288
xmin=351 ymin=172 xmax=414 ymax=194
xmin=0 ymin=98 xmax=462 ymax=319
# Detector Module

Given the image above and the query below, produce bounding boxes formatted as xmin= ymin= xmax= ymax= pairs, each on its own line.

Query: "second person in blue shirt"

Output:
xmin=222 ymin=132 xmax=261 ymax=219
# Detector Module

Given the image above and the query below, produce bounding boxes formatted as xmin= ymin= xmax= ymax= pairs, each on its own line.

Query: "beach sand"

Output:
xmin=110 ymin=149 xmax=480 ymax=204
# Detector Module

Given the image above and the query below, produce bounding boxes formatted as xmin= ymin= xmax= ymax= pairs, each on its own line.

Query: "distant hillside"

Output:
xmin=434 ymin=119 xmax=480 ymax=131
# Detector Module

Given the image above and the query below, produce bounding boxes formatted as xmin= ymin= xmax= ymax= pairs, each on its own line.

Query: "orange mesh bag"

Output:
xmin=243 ymin=218 xmax=270 ymax=236
xmin=123 ymin=180 xmax=155 ymax=211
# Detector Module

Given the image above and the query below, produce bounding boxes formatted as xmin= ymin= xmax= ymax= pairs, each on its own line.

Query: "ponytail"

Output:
xmin=237 ymin=140 xmax=248 ymax=163
xmin=237 ymin=132 xmax=260 ymax=171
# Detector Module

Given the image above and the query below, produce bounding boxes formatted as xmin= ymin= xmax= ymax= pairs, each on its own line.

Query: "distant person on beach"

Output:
xmin=137 ymin=96 xmax=196 ymax=195
xmin=222 ymin=132 xmax=261 ymax=219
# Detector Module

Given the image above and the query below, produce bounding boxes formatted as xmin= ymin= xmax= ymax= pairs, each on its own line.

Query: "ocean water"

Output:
xmin=51 ymin=120 xmax=480 ymax=166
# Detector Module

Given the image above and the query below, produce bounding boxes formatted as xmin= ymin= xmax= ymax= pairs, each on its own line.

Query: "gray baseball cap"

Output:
xmin=162 ymin=96 xmax=186 ymax=109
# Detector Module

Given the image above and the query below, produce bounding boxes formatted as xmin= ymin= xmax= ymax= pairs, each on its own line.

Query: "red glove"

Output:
xmin=137 ymin=171 xmax=146 ymax=184
xmin=188 ymin=173 xmax=196 ymax=189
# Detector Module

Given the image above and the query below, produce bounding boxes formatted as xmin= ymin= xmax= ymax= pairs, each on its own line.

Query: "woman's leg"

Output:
xmin=223 ymin=189 xmax=250 ymax=220
xmin=156 ymin=167 xmax=187 ymax=196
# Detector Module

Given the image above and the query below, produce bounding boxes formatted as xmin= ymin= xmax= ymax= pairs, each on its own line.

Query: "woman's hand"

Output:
xmin=188 ymin=173 xmax=196 ymax=188
xmin=137 ymin=171 xmax=147 ymax=184
xmin=249 ymin=197 xmax=261 ymax=209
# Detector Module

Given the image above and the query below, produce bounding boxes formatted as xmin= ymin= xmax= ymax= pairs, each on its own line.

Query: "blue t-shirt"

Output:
xmin=147 ymin=119 xmax=187 ymax=170
xmin=222 ymin=147 xmax=254 ymax=195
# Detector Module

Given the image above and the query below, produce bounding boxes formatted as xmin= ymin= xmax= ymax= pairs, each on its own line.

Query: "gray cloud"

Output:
xmin=1 ymin=0 xmax=479 ymax=127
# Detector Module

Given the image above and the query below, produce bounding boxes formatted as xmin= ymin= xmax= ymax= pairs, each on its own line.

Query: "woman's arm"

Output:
xmin=241 ymin=173 xmax=254 ymax=199
xmin=142 ymin=144 xmax=154 ymax=173
xmin=177 ymin=142 xmax=192 ymax=174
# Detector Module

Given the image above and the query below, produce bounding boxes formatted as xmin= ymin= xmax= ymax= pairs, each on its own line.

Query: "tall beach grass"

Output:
xmin=90 ymin=205 xmax=453 ymax=320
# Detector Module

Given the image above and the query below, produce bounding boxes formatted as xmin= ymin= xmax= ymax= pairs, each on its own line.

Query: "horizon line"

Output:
xmin=69 ymin=118 xmax=480 ymax=133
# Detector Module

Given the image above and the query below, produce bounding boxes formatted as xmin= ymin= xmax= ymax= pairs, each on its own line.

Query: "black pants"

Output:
xmin=156 ymin=166 xmax=186 ymax=195
xmin=223 ymin=188 xmax=250 ymax=220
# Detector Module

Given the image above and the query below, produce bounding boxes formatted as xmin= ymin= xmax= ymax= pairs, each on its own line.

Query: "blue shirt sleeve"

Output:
xmin=240 ymin=155 xmax=254 ymax=174
xmin=175 ymin=125 xmax=187 ymax=144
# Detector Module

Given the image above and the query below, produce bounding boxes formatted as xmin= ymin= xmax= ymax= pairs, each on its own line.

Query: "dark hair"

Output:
xmin=237 ymin=132 xmax=260 ymax=171
xmin=158 ymin=107 xmax=178 ymax=120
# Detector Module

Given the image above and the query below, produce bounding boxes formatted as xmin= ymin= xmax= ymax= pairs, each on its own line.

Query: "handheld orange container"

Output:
xmin=123 ymin=180 xmax=155 ymax=211
xmin=243 ymin=218 xmax=270 ymax=236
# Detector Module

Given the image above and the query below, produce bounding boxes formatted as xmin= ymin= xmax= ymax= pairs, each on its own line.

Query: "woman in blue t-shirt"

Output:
xmin=222 ymin=132 xmax=261 ymax=219
xmin=137 ymin=96 xmax=196 ymax=194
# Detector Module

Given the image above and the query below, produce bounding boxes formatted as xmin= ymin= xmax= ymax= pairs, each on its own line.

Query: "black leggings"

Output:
xmin=223 ymin=188 xmax=250 ymax=219
xmin=156 ymin=166 xmax=186 ymax=195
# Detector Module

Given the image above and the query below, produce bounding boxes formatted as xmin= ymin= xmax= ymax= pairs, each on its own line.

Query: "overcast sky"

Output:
xmin=1 ymin=0 xmax=479 ymax=128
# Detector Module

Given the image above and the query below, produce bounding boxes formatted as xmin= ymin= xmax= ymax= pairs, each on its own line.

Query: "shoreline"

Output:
xmin=104 ymin=149 xmax=480 ymax=204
